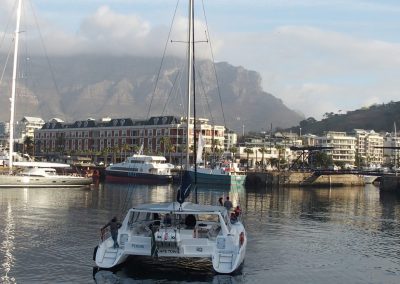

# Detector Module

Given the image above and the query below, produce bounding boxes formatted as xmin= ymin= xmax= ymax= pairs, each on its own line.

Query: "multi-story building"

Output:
xmin=317 ymin=131 xmax=356 ymax=165
xmin=0 ymin=122 xmax=9 ymax=148
xmin=224 ymin=129 xmax=237 ymax=152
xmin=17 ymin=116 xmax=45 ymax=142
xmin=352 ymin=129 xmax=384 ymax=167
xmin=383 ymin=133 xmax=400 ymax=167
xmin=34 ymin=116 xmax=226 ymax=164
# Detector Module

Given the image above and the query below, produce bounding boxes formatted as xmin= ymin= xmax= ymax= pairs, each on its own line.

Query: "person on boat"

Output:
xmin=230 ymin=212 xmax=238 ymax=224
xmin=223 ymin=196 xmax=233 ymax=211
xmin=234 ymin=205 xmax=242 ymax=217
xmin=218 ymin=197 xmax=223 ymax=206
xmin=102 ymin=216 xmax=122 ymax=249
xmin=163 ymin=213 xmax=172 ymax=226
xmin=185 ymin=214 xmax=196 ymax=229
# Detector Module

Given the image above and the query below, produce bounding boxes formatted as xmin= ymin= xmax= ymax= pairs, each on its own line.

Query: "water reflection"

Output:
xmin=94 ymin=259 xmax=244 ymax=284
xmin=0 ymin=183 xmax=399 ymax=283
xmin=0 ymin=202 xmax=16 ymax=284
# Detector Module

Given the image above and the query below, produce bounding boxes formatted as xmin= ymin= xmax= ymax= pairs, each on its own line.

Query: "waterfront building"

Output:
xmin=302 ymin=134 xmax=318 ymax=147
xmin=383 ymin=133 xmax=400 ymax=167
xmin=352 ymin=129 xmax=384 ymax=168
xmin=224 ymin=129 xmax=237 ymax=151
xmin=316 ymin=131 xmax=356 ymax=166
xmin=34 ymin=116 xmax=226 ymax=165
xmin=17 ymin=116 xmax=45 ymax=142
xmin=0 ymin=122 xmax=9 ymax=148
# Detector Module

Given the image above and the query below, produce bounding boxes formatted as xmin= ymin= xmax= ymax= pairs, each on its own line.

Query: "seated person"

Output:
xmin=152 ymin=213 xmax=161 ymax=226
xmin=184 ymin=214 xmax=196 ymax=229
xmin=234 ymin=206 xmax=241 ymax=217
xmin=163 ymin=213 xmax=172 ymax=226
xmin=230 ymin=212 xmax=238 ymax=224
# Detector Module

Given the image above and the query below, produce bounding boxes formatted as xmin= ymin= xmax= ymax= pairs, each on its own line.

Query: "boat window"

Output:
xmin=129 ymin=211 xmax=149 ymax=224
xmin=197 ymin=214 xmax=219 ymax=222
xmin=130 ymin=160 xmax=144 ymax=164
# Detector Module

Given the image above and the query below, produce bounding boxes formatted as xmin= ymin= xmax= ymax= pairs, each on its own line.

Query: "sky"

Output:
xmin=1 ymin=0 xmax=400 ymax=120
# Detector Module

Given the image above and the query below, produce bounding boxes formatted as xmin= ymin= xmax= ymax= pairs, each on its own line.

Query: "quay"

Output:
xmin=246 ymin=170 xmax=366 ymax=187
xmin=379 ymin=174 xmax=400 ymax=193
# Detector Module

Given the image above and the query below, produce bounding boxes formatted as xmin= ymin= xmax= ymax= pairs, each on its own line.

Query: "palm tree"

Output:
xmin=159 ymin=136 xmax=172 ymax=157
xmin=243 ymin=148 xmax=253 ymax=171
xmin=229 ymin=146 xmax=238 ymax=162
xmin=101 ymin=147 xmax=112 ymax=165
xmin=23 ymin=136 xmax=34 ymax=156
xmin=131 ymin=144 xmax=140 ymax=154
xmin=121 ymin=143 xmax=131 ymax=160
xmin=258 ymin=147 xmax=267 ymax=170
xmin=166 ymin=143 xmax=175 ymax=164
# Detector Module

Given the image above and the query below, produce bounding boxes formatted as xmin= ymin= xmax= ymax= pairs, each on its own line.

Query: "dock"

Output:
xmin=246 ymin=170 xmax=365 ymax=187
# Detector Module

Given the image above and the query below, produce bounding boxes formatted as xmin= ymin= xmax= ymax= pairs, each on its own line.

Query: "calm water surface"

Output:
xmin=0 ymin=183 xmax=399 ymax=283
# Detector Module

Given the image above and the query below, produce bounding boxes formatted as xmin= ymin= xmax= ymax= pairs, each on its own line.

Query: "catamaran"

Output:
xmin=94 ymin=201 xmax=246 ymax=273
xmin=94 ymin=0 xmax=246 ymax=273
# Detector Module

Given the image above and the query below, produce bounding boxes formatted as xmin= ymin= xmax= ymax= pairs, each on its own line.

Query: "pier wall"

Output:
xmin=246 ymin=171 xmax=364 ymax=187
xmin=380 ymin=175 xmax=400 ymax=193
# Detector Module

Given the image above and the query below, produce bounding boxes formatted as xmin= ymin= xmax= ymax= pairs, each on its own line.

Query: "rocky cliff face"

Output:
xmin=0 ymin=55 xmax=303 ymax=132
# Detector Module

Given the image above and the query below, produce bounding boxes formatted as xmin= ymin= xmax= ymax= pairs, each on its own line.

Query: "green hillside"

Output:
xmin=288 ymin=101 xmax=400 ymax=135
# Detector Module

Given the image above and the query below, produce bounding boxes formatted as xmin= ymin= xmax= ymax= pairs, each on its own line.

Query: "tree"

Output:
xmin=121 ymin=143 xmax=131 ymax=160
xmin=243 ymin=148 xmax=253 ymax=171
xmin=229 ymin=146 xmax=238 ymax=161
xmin=310 ymin=151 xmax=333 ymax=169
xmin=23 ymin=136 xmax=34 ymax=156
xmin=258 ymin=147 xmax=267 ymax=169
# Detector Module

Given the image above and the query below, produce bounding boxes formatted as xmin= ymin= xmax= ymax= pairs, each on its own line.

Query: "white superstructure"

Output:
xmin=95 ymin=202 xmax=246 ymax=273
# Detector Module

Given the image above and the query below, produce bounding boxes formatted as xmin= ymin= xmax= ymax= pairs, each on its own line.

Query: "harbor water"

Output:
xmin=0 ymin=183 xmax=399 ymax=283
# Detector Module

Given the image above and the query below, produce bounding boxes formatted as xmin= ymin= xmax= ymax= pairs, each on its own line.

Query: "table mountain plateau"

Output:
xmin=0 ymin=55 xmax=303 ymax=133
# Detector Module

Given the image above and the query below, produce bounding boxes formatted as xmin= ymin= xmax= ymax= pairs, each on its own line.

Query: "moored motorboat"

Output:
xmin=0 ymin=0 xmax=92 ymax=189
xmin=95 ymin=202 xmax=246 ymax=273
xmin=188 ymin=162 xmax=246 ymax=186
xmin=0 ymin=167 xmax=92 ymax=188
xmin=105 ymin=154 xmax=174 ymax=184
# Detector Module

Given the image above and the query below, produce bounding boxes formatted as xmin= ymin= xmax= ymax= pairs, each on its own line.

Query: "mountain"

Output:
xmin=0 ymin=55 xmax=303 ymax=133
xmin=290 ymin=102 xmax=400 ymax=135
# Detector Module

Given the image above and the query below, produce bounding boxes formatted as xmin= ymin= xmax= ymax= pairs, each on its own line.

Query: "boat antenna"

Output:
xmin=185 ymin=0 xmax=194 ymax=171
xmin=190 ymin=0 xmax=199 ymax=203
xmin=9 ymin=0 xmax=22 ymax=174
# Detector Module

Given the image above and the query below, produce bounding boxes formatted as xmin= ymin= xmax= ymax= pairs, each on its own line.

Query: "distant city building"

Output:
xmin=301 ymin=133 xmax=318 ymax=147
xmin=352 ymin=129 xmax=384 ymax=168
xmin=49 ymin=118 xmax=64 ymax=123
xmin=34 ymin=116 xmax=228 ymax=164
xmin=17 ymin=116 xmax=45 ymax=142
xmin=317 ymin=131 xmax=356 ymax=165
xmin=224 ymin=129 xmax=237 ymax=151
xmin=0 ymin=122 xmax=10 ymax=148
xmin=383 ymin=133 xmax=400 ymax=167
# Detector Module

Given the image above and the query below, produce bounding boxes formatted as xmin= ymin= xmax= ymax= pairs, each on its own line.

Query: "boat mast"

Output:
xmin=9 ymin=0 xmax=22 ymax=174
xmin=185 ymin=0 xmax=194 ymax=170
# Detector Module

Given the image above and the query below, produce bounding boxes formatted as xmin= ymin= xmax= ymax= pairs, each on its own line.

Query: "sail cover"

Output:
xmin=177 ymin=171 xmax=193 ymax=204
xmin=196 ymin=132 xmax=205 ymax=164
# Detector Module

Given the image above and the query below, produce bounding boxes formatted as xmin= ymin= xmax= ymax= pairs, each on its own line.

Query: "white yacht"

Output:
xmin=188 ymin=162 xmax=246 ymax=186
xmin=0 ymin=166 xmax=92 ymax=188
xmin=0 ymin=0 xmax=92 ymax=188
xmin=94 ymin=202 xmax=246 ymax=273
xmin=105 ymin=154 xmax=174 ymax=184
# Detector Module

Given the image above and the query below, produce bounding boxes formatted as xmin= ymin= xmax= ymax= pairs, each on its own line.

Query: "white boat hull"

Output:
xmin=95 ymin=202 xmax=246 ymax=273
xmin=0 ymin=174 xmax=92 ymax=188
